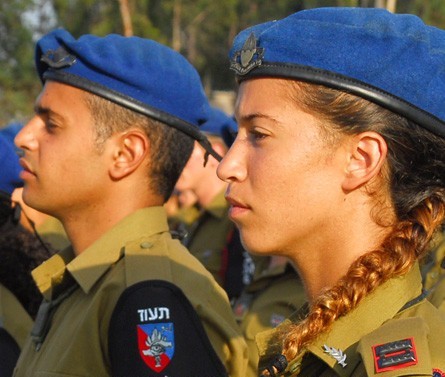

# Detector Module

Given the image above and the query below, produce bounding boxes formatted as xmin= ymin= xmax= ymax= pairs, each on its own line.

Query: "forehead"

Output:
xmin=36 ymin=81 xmax=87 ymax=109
xmin=235 ymin=78 xmax=294 ymax=120
xmin=34 ymin=81 xmax=95 ymax=133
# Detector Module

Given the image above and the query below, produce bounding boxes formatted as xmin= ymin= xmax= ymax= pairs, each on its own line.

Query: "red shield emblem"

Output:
xmin=137 ymin=323 xmax=175 ymax=372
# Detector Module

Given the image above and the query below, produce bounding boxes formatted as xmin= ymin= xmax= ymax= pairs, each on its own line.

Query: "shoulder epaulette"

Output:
xmin=124 ymin=234 xmax=173 ymax=286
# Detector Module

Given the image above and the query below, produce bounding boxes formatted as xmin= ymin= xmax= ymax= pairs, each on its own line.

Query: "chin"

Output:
xmin=239 ymin=232 xmax=275 ymax=256
xmin=23 ymin=193 xmax=51 ymax=216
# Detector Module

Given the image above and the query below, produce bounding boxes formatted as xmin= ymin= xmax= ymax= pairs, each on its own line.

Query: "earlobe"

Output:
xmin=109 ymin=130 xmax=149 ymax=180
xmin=341 ymin=132 xmax=387 ymax=192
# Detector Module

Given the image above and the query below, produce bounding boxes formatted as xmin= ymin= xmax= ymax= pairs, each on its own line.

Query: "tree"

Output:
xmin=0 ymin=0 xmax=40 ymax=126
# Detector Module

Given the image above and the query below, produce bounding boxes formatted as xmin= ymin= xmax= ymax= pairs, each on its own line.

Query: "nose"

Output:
xmin=216 ymin=138 xmax=247 ymax=183
xmin=14 ymin=117 xmax=39 ymax=152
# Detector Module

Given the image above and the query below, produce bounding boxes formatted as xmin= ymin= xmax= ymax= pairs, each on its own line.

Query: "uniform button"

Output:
xmin=140 ymin=242 xmax=153 ymax=249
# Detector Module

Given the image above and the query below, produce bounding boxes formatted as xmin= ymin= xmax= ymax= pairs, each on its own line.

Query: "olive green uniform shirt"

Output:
xmin=36 ymin=216 xmax=70 ymax=251
xmin=423 ymin=232 xmax=445 ymax=313
xmin=13 ymin=207 xmax=247 ymax=377
xmin=429 ymin=276 xmax=445 ymax=312
xmin=256 ymin=264 xmax=445 ymax=376
xmin=0 ymin=284 xmax=33 ymax=349
xmin=232 ymin=259 xmax=306 ymax=377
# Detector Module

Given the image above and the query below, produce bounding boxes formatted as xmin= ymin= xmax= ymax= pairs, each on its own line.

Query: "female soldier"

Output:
xmin=219 ymin=7 xmax=445 ymax=376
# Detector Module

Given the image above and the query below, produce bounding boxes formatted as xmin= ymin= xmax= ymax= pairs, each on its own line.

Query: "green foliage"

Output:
xmin=0 ymin=0 xmax=40 ymax=125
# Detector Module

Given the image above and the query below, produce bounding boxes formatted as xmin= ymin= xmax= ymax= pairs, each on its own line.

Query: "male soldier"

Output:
xmin=13 ymin=29 xmax=247 ymax=377
xmin=175 ymin=107 xmax=254 ymax=301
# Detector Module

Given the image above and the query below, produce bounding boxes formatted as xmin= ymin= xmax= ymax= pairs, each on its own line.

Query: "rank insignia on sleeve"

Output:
xmin=137 ymin=323 xmax=174 ymax=372
xmin=433 ymin=368 xmax=445 ymax=377
xmin=372 ymin=338 xmax=417 ymax=373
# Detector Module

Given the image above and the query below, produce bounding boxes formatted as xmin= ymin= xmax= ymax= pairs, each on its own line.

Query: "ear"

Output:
xmin=341 ymin=131 xmax=388 ymax=191
xmin=109 ymin=130 xmax=149 ymax=180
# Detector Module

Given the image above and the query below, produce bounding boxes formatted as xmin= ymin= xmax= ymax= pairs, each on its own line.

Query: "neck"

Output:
xmin=291 ymin=194 xmax=393 ymax=304
xmin=60 ymin=188 xmax=162 ymax=256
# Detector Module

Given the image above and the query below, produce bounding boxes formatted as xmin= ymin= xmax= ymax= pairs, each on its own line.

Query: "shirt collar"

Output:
xmin=256 ymin=264 xmax=423 ymax=376
xmin=33 ymin=207 xmax=169 ymax=299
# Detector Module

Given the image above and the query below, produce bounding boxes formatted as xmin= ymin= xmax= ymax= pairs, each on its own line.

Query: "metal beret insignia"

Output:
xmin=40 ymin=46 xmax=76 ymax=69
xmin=230 ymin=32 xmax=264 ymax=75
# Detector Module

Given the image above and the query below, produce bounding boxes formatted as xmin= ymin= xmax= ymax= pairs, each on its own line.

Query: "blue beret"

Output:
xmin=201 ymin=107 xmax=238 ymax=139
xmin=35 ymin=29 xmax=220 ymax=160
xmin=0 ymin=122 xmax=23 ymax=144
xmin=0 ymin=134 xmax=22 ymax=196
xmin=221 ymin=117 xmax=238 ymax=148
xmin=230 ymin=7 xmax=445 ymax=138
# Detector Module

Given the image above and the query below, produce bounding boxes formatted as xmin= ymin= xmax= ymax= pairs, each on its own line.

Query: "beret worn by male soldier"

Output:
xmin=36 ymin=28 xmax=221 ymax=162
xmin=230 ymin=7 xmax=445 ymax=139
xmin=33 ymin=30 xmax=230 ymax=376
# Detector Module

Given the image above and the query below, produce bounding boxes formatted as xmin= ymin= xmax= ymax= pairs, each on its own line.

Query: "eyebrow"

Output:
xmin=34 ymin=104 xmax=51 ymax=115
xmin=34 ymin=105 xmax=66 ymax=122
xmin=237 ymin=112 xmax=282 ymax=125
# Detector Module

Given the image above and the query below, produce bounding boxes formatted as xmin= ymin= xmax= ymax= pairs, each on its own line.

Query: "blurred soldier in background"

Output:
xmin=0 ymin=133 xmax=55 ymax=377
xmin=175 ymin=107 xmax=254 ymax=301
xmin=232 ymin=255 xmax=306 ymax=377
xmin=2 ymin=123 xmax=69 ymax=252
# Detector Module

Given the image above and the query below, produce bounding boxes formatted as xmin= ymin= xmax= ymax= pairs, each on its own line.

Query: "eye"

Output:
xmin=248 ymin=128 xmax=268 ymax=141
xmin=45 ymin=120 xmax=58 ymax=133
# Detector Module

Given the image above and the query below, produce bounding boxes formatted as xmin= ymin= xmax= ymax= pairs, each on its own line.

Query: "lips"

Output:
xmin=225 ymin=195 xmax=248 ymax=208
xmin=18 ymin=158 xmax=36 ymax=178
xmin=225 ymin=194 xmax=251 ymax=220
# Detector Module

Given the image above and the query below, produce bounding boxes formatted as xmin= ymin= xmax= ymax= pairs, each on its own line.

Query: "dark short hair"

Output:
xmin=84 ymin=93 xmax=194 ymax=201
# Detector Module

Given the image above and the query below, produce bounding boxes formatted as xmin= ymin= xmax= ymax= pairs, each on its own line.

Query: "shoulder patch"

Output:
xmin=108 ymin=280 xmax=228 ymax=376
xmin=434 ymin=368 xmax=445 ymax=377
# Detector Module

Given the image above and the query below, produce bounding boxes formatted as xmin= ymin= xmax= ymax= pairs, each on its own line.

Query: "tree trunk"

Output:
xmin=172 ymin=0 xmax=182 ymax=51
xmin=386 ymin=0 xmax=397 ymax=12
xmin=118 ymin=0 xmax=133 ymax=36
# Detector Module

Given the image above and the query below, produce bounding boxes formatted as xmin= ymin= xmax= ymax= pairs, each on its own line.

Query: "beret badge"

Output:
xmin=41 ymin=46 xmax=76 ymax=69
xmin=230 ymin=32 xmax=264 ymax=75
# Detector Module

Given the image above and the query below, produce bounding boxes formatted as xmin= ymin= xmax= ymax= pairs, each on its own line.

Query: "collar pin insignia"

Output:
xmin=323 ymin=344 xmax=347 ymax=368
xmin=230 ymin=32 xmax=264 ymax=75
